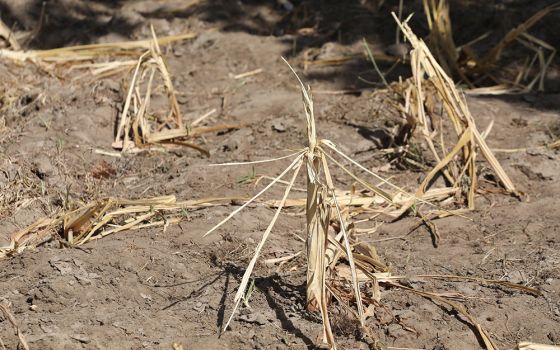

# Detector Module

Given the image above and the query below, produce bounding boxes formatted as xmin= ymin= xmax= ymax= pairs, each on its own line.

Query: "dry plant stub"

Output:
xmin=202 ymin=59 xmax=404 ymax=348
xmin=0 ymin=302 xmax=29 ymax=350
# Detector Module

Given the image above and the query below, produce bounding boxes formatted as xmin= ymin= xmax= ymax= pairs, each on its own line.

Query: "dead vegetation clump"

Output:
xmin=198 ymin=57 xmax=536 ymax=349
xmin=0 ymin=26 xmax=197 ymax=77
xmin=0 ymin=195 xmax=243 ymax=260
xmin=299 ymin=1 xmax=558 ymax=93
xmin=2 ymin=20 xmax=243 ymax=155
xmin=372 ymin=14 xmax=518 ymax=211
xmin=111 ymin=28 xmax=241 ymax=155
xmin=201 ymin=60 xmax=400 ymax=348
xmin=2 ymin=21 xmax=242 ymax=154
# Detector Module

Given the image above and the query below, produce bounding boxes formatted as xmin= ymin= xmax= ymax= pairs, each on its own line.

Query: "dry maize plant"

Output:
xmin=112 ymin=28 xmax=239 ymax=155
xmin=386 ymin=14 xmax=517 ymax=210
xmin=203 ymin=59 xmax=519 ymax=349
xmin=112 ymin=29 xmax=183 ymax=152
xmin=202 ymin=58 xmax=446 ymax=349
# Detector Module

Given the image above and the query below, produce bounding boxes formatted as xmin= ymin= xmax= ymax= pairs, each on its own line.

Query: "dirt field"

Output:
xmin=1 ymin=1 xmax=560 ymax=349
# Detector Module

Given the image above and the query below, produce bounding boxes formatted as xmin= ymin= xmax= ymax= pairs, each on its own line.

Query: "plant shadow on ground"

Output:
xmin=3 ymin=0 xmax=560 ymax=104
xmin=0 ymin=0 xmax=136 ymax=49
xmin=191 ymin=0 xmax=560 ymax=98
xmin=214 ymin=263 xmax=319 ymax=348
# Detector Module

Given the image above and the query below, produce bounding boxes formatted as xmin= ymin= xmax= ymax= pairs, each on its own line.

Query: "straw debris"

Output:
xmin=0 ymin=31 xmax=195 ymax=64
xmin=112 ymin=28 xmax=241 ymax=154
xmin=0 ymin=195 xmax=243 ymax=260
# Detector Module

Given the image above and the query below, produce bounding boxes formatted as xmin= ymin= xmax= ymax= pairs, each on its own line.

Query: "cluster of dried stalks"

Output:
xmin=424 ymin=0 xmax=558 ymax=93
xmin=385 ymin=14 xmax=517 ymax=211
xmin=112 ymin=28 xmax=240 ymax=155
xmin=2 ymin=20 xmax=242 ymax=154
xmin=299 ymin=1 xmax=557 ymax=94
xmin=0 ymin=195 xmax=241 ymax=260
xmin=199 ymin=55 xmax=531 ymax=348
xmin=202 ymin=60 xmax=403 ymax=347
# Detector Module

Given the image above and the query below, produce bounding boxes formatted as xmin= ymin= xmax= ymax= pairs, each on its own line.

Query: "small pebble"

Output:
xmin=272 ymin=121 xmax=286 ymax=133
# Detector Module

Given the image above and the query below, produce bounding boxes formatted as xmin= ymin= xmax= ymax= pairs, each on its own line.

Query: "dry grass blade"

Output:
xmin=145 ymin=124 xmax=244 ymax=144
xmin=70 ymin=59 xmax=139 ymax=80
xmin=209 ymin=150 xmax=305 ymax=167
xmin=0 ymin=302 xmax=30 ymax=350
xmin=266 ymin=193 xmax=378 ymax=209
xmin=417 ymin=274 xmax=541 ymax=296
xmin=471 ymin=127 xmax=516 ymax=193
xmin=320 ymin=149 xmax=393 ymax=203
xmin=363 ymin=38 xmax=389 ymax=87
xmin=417 ymin=127 xmax=472 ymax=195
xmin=320 ymin=139 xmax=410 ymax=200
xmin=114 ymin=52 xmax=147 ymax=148
xmin=204 ymin=153 xmax=305 ymax=237
xmin=465 ymin=84 xmax=521 ymax=96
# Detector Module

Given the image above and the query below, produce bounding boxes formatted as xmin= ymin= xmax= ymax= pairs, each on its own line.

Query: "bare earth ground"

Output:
xmin=1 ymin=1 xmax=560 ymax=349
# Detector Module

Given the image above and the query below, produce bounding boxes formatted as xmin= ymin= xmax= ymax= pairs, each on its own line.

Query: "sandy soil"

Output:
xmin=1 ymin=1 xmax=559 ymax=349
